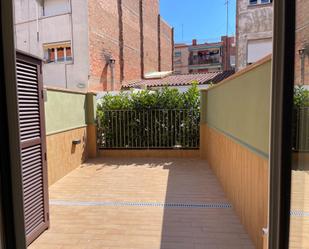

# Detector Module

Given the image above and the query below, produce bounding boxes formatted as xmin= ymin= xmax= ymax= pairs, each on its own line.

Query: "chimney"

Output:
xmin=192 ymin=39 xmax=197 ymax=46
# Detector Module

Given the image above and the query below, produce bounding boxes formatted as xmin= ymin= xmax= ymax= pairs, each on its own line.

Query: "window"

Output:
xmin=230 ymin=55 xmax=236 ymax=67
xmin=247 ymin=38 xmax=272 ymax=64
xmin=174 ymin=51 xmax=182 ymax=57
xmin=249 ymin=0 xmax=272 ymax=5
xmin=43 ymin=42 xmax=72 ymax=63
xmin=43 ymin=0 xmax=71 ymax=17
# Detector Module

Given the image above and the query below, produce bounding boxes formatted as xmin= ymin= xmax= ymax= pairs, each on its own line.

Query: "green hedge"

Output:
xmin=96 ymin=85 xmax=201 ymax=149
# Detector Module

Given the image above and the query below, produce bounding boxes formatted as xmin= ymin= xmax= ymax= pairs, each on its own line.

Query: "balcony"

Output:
xmin=189 ymin=58 xmax=221 ymax=66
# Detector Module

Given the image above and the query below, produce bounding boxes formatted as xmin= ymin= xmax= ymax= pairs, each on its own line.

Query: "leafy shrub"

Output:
xmin=96 ymin=84 xmax=201 ymax=149
xmin=97 ymin=83 xmax=200 ymax=113
xmin=294 ymin=85 xmax=309 ymax=107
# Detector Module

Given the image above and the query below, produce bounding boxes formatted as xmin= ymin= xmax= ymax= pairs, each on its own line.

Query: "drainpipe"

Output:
xmin=35 ymin=0 xmax=39 ymax=42
xmin=109 ymin=57 xmax=116 ymax=91
xmin=299 ymin=44 xmax=309 ymax=85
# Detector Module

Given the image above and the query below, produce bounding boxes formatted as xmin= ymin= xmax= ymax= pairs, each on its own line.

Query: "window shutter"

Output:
xmin=16 ymin=52 xmax=49 ymax=246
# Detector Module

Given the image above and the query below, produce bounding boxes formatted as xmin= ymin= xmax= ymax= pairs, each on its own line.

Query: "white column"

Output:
xmin=54 ymin=48 xmax=58 ymax=62
xmin=64 ymin=47 xmax=67 ymax=62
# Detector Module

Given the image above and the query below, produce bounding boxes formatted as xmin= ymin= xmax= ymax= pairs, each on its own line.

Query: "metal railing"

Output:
xmin=97 ymin=109 xmax=200 ymax=149
xmin=189 ymin=57 xmax=221 ymax=66
xmin=292 ymin=107 xmax=309 ymax=152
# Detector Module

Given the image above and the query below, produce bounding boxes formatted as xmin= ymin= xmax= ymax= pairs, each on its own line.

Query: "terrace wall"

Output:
xmin=44 ymin=87 xmax=96 ymax=185
xmin=200 ymin=56 xmax=271 ymax=249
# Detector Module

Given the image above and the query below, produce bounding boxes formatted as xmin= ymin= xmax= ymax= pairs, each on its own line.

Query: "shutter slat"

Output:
xmin=26 ymin=219 xmax=44 ymax=236
xmin=23 ymin=179 xmax=43 ymax=194
xmin=16 ymin=62 xmax=37 ymax=70
xmin=17 ymin=70 xmax=38 ymax=77
xmin=25 ymin=206 xmax=44 ymax=224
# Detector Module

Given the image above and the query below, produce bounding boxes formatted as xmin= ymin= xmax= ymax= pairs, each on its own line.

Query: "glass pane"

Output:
xmin=290 ymin=0 xmax=309 ymax=248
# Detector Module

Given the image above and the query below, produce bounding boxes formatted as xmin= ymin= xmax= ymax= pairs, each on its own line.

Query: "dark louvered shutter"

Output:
xmin=16 ymin=52 xmax=49 ymax=246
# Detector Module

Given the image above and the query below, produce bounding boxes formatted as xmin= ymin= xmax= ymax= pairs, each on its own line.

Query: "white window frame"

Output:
xmin=249 ymin=0 xmax=272 ymax=6
xmin=43 ymin=41 xmax=72 ymax=64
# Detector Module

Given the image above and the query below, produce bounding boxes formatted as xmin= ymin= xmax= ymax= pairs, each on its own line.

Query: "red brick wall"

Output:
xmin=160 ymin=18 xmax=173 ymax=71
xmin=221 ymin=36 xmax=236 ymax=71
xmin=122 ymin=0 xmax=142 ymax=81
xmin=88 ymin=0 xmax=121 ymax=91
xmin=142 ymin=0 xmax=159 ymax=74
xmin=88 ymin=0 xmax=173 ymax=91
xmin=295 ymin=0 xmax=309 ymax=85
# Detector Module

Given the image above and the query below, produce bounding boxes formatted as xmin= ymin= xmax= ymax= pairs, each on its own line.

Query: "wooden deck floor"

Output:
xmin=28 ymin=158 xmax=254 ymax=249
xmin=290 ymin=170 xmax=309 ymax=249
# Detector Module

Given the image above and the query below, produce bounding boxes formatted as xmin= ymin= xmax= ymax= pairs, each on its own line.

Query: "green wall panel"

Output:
xmin=201 ymin=60 xmax=272 ymax=157
xmin=45 ymin=90 xmax=87 ymax=134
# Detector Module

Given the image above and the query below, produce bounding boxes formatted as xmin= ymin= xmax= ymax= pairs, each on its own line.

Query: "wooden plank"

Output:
xmin=201 ymin=124 xmax=268 ymax=249
xmin=98 ymin=149 xmax=200 ymax=158
xmin=46 ymin=127 xmax=87 ymax=186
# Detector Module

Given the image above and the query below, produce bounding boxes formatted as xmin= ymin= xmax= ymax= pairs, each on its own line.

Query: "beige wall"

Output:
xmin=200 ymin=56 xmax=271 ymax=249
xmin=201 ymin=57 xmax=271 ymax=157
xmin=44 ymin=88 xmax=97 ymax=185
xmin=45 ymin=88 xmax=87 ymax=135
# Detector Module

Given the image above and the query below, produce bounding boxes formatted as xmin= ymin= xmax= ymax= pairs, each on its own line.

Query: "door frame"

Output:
xmin=0 ymin=0 xmax=27 ymax=248
xmin=269 ymin=0 xmax=296 ymax=248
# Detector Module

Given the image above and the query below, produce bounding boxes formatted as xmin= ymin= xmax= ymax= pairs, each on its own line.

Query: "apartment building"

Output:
xmin=173 ymin=43 xmax=190 ymax=74
xmin=14 ymin=0 xmax=173 ymax=91
xmin=236 ymin=0 xmax=273 ymax=70
xmin=174 ymin=36 xmax=236 ymax=75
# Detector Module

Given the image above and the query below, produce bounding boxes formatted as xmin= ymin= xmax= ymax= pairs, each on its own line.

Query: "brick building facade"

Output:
xmin=14 ymin=0 xmax=173 ymax=91
xmin=295 ymin=0 xmax=309 ymax=85
xmin=174 ymin=36 xmax=235 ymax=75
xmin=88 ymin=0 xmax=173 ymax=91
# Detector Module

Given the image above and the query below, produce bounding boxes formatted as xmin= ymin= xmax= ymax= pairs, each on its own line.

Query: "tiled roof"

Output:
xmin=122 ymin=70 xmax=235 ymax=88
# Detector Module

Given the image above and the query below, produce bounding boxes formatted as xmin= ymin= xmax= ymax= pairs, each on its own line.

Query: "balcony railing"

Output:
xmin=97 ymin=109 xmax=200 ymax=149
xmin=189 ymin=58 xmax=221 ymax=65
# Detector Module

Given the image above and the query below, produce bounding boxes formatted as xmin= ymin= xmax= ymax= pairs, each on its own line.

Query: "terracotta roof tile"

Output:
xmin=122 ymin=70 xmax=235 ymax=88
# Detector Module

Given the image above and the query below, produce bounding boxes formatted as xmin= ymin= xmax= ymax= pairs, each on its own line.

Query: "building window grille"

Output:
xmin=44 ymin=42 xmax=72 ymax=63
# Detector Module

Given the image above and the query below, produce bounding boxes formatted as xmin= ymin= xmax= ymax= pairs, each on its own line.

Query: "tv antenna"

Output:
xmin=225 ymin=0 xmax=229 ymax=36
xmin=181 ymin=24 xmax=184 ymax=41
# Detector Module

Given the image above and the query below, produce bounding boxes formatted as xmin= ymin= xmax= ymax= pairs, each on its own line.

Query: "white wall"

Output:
xmin=236 ymin=0 xmax=273 ymax=70
xmin=44 ymin=0 xmax=71 ymax=17
xmin=14 ymin=0 xmax=89 ymax=90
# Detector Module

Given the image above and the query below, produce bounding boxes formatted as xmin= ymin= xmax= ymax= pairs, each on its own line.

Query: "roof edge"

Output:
xmin=201 ymin=54 xmax=272 ymax=92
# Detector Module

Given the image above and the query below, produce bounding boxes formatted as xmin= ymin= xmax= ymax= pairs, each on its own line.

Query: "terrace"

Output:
xmin=29 ymin=158 xmax=254 ymax=249
xmin=18 ymin=54 xmax=308 ymax=249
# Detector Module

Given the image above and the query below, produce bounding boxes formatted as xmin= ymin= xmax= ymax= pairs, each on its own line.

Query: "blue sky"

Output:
xmin=160 ymin=0 xmax=236 ymax=44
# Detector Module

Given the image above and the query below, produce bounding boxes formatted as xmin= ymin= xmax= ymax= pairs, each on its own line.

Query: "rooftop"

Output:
xmin=122 ymin=71 xmax=235 ymax=88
